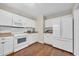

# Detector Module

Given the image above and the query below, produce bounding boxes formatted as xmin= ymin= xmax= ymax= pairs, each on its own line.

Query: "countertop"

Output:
xmin=44 ymin=32 xmax=53 ymax=34
xmin=24 ymin=32 xmax=38 ymax=34
xmin=0 ymin=32 xmax=13 ymax=37
xmin=0 ymin=32 xmax=53 ymax=37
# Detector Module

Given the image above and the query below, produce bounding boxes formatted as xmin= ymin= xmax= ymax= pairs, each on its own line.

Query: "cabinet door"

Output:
xmin=51 ymin=15 xmax=73 ymax=52
xmin=44 ymin=17 xmax=60 ymax=46
xmin=44 ymin=34 xmax=54 ymax=45
xmin=0 ymin=39 xmax=3 ymax=56
xmin=53 ymin=39 xmax=73 ymax=52
xmin=3 ymin=37 xmax=13 ymax=55
xmin=25 ymin=18 xmax=35 ymax=27
xmin=0 ymin=9 xmax=12 ymax=26
xmin=22 ymin=17 xmax=27 ymax=27
xmin=27 ymin=34 xmax=37 ymax=46
xmin=45 ymin=19 xmax=53 ymax=27
xmin=53 ymin=15 xmax=73 ymax=52
xmin=45 ymin=17 xmax=60 ymax=38
xmin=31 ymin=34 xmax=38 ymax=43
xmin=25 ymin=18 xmax=30 ymax=27
xmin=28 ymin=34 xmax=34 ymax=45
xmin=13 ymin=14 xmax=24 ymax=27
xmin=31 ymin=20 xmax=36 ymax=27
xmin=52 ymin=17 xmax=60 ymax=38
xmin=61 ymin=15 xmax=73 ymax=39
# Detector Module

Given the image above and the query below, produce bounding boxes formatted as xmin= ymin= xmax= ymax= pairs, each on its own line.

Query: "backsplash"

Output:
xmin=0 ymin=27 xmax=27 ymax=34
xmin=0 ymin=27 xmax=36 ymax=34
xmin=11 ymin=27 xmax=26 ymax=34
xmin=0 ymin=27 xmax=12 ymax=32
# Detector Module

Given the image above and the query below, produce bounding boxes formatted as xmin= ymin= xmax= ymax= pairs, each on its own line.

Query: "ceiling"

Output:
xmin=0 ymin=3 xmax=75 ymax=20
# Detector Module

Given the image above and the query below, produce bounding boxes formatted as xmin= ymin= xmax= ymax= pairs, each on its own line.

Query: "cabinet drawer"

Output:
xmin=53 ymin=39 xmax=73 ymax=52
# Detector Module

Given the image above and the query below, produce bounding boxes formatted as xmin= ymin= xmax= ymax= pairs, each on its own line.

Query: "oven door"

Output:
xmin=17 ymin=37 xmax=26 ymax=44
xmin=14 ymin=36 xmax=27 ymax=48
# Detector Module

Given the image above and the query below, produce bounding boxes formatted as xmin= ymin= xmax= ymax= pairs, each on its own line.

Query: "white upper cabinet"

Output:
xmin=0 ymin=9 xmax=35 ymax=27
xmin=45 ymin=19 xmax=53 ymax=27
xmin=0 ymin=9 xmax=12 ymax=26
xmin=12 ymin=14 xmax=26 ymax=27
xmin=45 ymin=17 xmax=60 ymax=38
xmin=25 ymin=18 xmax=36 ymax=27
xmin=61 ymin=15 xmax=73 ymax=39
xmin=31 ymin=20 xmax=36 ymax=27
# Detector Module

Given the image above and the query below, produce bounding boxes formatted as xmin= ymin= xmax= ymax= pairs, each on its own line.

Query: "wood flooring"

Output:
xmin=8 ymin=43 xmax=74 ymax=56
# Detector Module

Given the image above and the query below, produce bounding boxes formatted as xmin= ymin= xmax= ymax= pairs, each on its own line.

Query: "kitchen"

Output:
xmin=0 ymin=3 xmax=79 ymax=56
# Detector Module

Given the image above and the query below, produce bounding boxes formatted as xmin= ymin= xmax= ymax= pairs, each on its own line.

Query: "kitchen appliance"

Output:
xmin=14 ymin=33 xmax=27 ymax=52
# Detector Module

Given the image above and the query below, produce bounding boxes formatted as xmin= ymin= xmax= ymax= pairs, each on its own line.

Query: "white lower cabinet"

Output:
xmin=0 ymin=40 xmax=4 ymax=56
xmin=0 ymin=37 xmax=13 ymax=56
xmin=28 ymin=34 xmax=38 ymax=45
xmin=59 ymin=15 xmax=73 ymax=53
xmin=26 ymin=34 xmax=38 ymax=46
xmin=44 ymin=34 xmax=53 ymax=45
xmin=44 ymin=35 xmax=72 ymax=52
xmin=3 ymin=37 xmax=13 ymax=55
xmin=53 ymin=39 xmax=73 ymax=53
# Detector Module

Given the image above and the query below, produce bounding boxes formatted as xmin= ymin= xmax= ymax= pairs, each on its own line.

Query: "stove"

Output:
xmin=13 ymin=33 xmax=27 ymax=52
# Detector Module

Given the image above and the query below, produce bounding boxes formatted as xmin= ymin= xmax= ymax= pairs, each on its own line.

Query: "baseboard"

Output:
xmin=37 ymin=41 xmax=44 ymax=44
xmin=44 ymin=42 xmax=74 ymax=55
xmin=44 ymin=43 xmax=53 ymax=47
xmin=53 ymin=46 xmax=74 ymax=55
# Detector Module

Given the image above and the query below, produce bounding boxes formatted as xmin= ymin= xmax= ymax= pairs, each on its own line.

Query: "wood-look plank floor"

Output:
xmin=8 ymin=43 xmax=74 ymax=56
